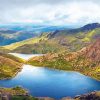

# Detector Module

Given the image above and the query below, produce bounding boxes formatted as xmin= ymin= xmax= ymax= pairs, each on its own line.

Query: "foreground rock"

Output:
xmin=74 ymin=91 xmax=100 ymax=100
xmin=0 ymin=86 xmax=38 ymax=100
xmin=61 ymin=91 xmax=100 ymax=100
xmin=0 ymin=87 xmax=100 ymax=100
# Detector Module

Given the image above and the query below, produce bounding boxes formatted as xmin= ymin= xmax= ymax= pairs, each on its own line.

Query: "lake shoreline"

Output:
xmin=0 ymin=64 xmax=100 ymax=99
xmin=1 ymin=63 xmax=100 ymax=81
xmin=0 ymin=86 xmax=100 ymax=100
xmin=9 ymin=53 xmax=100 ymax=81
xmin=0 ymin=64 xmax=23 ymax=80
xmin=0 ymin=53 xmax=99 ymax=99
xmin=27 ymin=63 xmax=100 ymax=82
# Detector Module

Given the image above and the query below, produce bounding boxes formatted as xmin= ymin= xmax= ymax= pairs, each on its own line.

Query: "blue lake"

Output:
xmin=0 ymin=64 xmax=100 ymax=99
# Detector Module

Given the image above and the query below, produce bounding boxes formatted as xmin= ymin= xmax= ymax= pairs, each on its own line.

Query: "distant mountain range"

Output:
xmin=0 ymin=24 xmax=67 ymax=46
xmin=3 ymin=23 xmax=100 ymax=54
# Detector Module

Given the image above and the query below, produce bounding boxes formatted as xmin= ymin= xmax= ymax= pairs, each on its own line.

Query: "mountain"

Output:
xmin=28 ymin=39 xmax=100 ymax=80
xmin=0 ymin=24 xmax=67 ymax=46
xmin=80 ymin=23 xmax=100 ymax=31
xmin=0 ymin=31 xmax=37 ymax=46
xmin=4 ymin=23 xmax=100 ymax=54
xmin=73 ymin=39 xmax=100 ymax=80
xmin=46 ymin=23 xmax=100 ymax=38
xmin=0 ymin=53 xmax=23 ymax=79
xmin=83 ymin=39 xmax=100 ymax=64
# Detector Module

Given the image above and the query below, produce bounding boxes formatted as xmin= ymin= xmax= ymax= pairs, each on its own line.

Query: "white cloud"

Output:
xmin=0 ymin=0 xmax=100 ymax=26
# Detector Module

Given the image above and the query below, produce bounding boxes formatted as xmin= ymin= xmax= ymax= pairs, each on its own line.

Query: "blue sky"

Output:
xmin=0 ymin=0 xmax=100 ymax=26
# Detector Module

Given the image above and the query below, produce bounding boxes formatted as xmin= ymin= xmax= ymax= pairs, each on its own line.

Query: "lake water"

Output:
xmin=0 ymin=54 xmax=100 ymax=100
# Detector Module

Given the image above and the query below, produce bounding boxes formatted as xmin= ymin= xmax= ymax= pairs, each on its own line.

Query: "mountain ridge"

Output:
xmin=3 ymin=23 xmax=100 ymax=54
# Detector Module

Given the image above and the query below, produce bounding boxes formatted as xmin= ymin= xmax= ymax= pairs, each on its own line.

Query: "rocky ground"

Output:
xmin=0 ymin=87 xmax=100 ymax=100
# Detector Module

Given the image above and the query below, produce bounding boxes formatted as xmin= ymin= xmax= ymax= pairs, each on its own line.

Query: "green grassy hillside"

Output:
xmin=3 ymin=26 xmax=100 ymax=54
xmin=0 ymin=47 xmax=10 ymax=53
xmin=4 ymin=36 xmax=47 ymax=50
xmin=28 ymin=39 xmax=100 ymax=80
xmin=0 ymin=53 xmax=24 ymax=79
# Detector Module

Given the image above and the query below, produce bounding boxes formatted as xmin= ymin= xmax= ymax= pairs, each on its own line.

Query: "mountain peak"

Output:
xmin=81 ymin=23 xmax=100 ymax=31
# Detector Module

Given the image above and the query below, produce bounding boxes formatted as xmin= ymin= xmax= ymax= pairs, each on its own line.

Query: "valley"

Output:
xmin=0 ymin=23 xmax=100 ymax=100
xmin=0 ymin=54 xmax=100 ymax=100
xmin=0 ymin=0 xmax=100 ymax=99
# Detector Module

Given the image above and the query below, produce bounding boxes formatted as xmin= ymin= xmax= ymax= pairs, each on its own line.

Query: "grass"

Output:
xmin=28 ymin=52 xmax=100 ymax=81
xmin=0 ymin=86 xmax=38 ymax=100
xmin=0 ymin=53 xmax=24 ymax=79
xmin=82 ymin=30 xmax=95 ymax=42
xmin=2 ymin=27 xmax=100 ymax=54
xmin=4 ymin=33 xmax=48 ymax=50
xmin=11 ymin=96 xmax=38 ymax=100
xmin=0 ymin=86 xmax=27 ymax=95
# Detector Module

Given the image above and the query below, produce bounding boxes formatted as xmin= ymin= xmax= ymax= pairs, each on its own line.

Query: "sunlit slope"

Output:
xmin=4 ymin=28 xmax=100 ymax=54
xmin=0 ymin=47 xmax=10 ymax=53
xmin=3 ymin=23 xmax=100 ymax=54
xmin=4 ymin=34 xmax=48 ymax=50
xmin=0 ymin=53 xmax=23 ymax=79
xmin=28 ymin=39 xmax=100 ymax=80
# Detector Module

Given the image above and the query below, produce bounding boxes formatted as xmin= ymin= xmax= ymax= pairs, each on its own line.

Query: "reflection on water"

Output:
xmin=9 ymin=53 xmax=44 ymax=60
xmin=0 ymin=65 xmax=100 ymax=99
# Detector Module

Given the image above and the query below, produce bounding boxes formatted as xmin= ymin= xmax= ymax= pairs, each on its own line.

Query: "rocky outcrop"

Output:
xmin=85 ymin=39 xmax=100 ymax=64
xmin=35 ymin=91 xmax=100 ymax=100
xmin=74 ymin=91 xmax=100 ymax=100
xmin=75 ymin=39 xmax=100 ymax=68
xmin=0 ymin=87 xmax=29 ymax=100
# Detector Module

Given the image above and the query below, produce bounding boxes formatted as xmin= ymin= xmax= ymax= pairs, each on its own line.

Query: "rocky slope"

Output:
xmin=28 ymin=39 xmax=100 ymax=80
xmin=73 ymin=91 xmax=100 ymax=100
xmin=71 ymin=39 xmax=100 ymax=80
xmin=61 ymin=91 xmax=100 ymax=100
